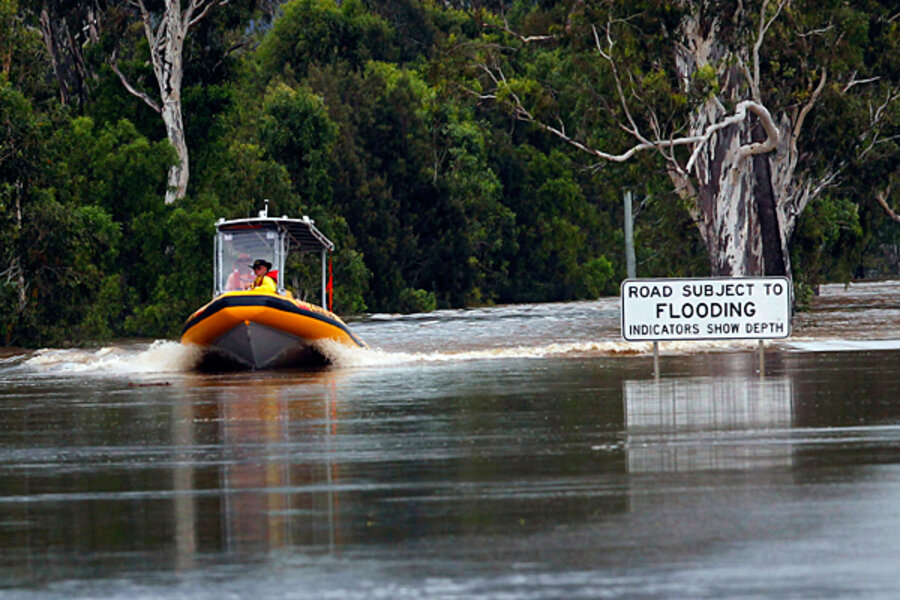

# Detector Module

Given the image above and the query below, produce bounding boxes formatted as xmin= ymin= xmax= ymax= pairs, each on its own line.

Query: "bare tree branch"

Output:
xmin=591 ymin=24 xmax=656 ymax=149
xmin=503 ymin=95 xmax=779 ymax=169
xmin=875 ymin=183 xmax=900 ymax=223
xmin=797 ymin=24 xmax=835 ymax=38
xmin=871 ymin=87 xmax=900 ymax=127
xmin=843 ymin=73 xmax=881 ymax=93
xmin=859 ymin=87 xmax=900 ymax=160
xmin=481 ymin=17 xmax=555 ymax=44
xmin=752 ymin=0 xmax=788 ymax=100
xmin=187 ymin=0 xmax=230 ymax=30
xmin=792 ymin=67 xmax=827 ymax=145
xmin=212 ymin=39 xmax=252 ymax=73
xmin=478 ymin=16 xmax=782 ymax=175
xmin=685 ymin=100 xmax=780 ymax=171
xmin=109 ymin=48 xmax=161 ymax=113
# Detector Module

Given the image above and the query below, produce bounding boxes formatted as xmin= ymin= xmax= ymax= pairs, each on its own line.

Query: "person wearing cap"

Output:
xmin=249 ymin=259 xmax=277 ymax=293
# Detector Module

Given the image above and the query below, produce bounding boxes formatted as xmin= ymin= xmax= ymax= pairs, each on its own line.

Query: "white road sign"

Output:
xmin=621 ymin=277 xmax=792 ymax=341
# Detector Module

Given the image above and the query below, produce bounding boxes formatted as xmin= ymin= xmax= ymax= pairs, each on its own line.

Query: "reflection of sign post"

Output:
xmin=623 ymin=376 xmax=794 ymax=475
xmin=621 ymin=277 xmax=791 ymax=341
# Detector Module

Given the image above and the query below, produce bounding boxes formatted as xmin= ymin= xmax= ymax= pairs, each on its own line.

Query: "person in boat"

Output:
xmin=249 ymin=259 xmax=277 ymax=293
xmin=225 ymin=253 xmax=253 ymax=291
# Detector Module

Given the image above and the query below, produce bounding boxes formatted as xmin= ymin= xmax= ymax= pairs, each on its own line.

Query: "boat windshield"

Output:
xmin=215 ymin=227 xmax=284 ymax=294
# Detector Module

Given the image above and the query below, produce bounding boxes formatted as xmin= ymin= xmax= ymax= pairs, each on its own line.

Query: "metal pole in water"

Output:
xmin=758 ymin=339 xmax=765 ymax=377
xmin=653 ymin=340 xmax=660 ymax=379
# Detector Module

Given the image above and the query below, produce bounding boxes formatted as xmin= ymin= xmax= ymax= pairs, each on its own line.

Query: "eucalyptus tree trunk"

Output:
xmin=682 ymin=85 xmax=787 ymax=276
xmin=162 ymin=99 xmax=189 ymax=205
xmin=154 ymin=1 xmax=190 ymax=204
xmin=14 ymin=184 xmax=26 ymax=312
xmin=672 ymin=8 xmax=828 ymax=279
xmin=112 ymin=0 xmax=224 ymax=204
xmin=35 ymin=1 xmax=99 ymax=107
xmin=1 ymin=183 xmax=28 ymax=317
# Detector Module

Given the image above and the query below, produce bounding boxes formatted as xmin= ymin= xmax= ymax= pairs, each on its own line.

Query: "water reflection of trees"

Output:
xmin=786 ymin=351 xmax=900 ymax=429
xmin=173 ymin=372 xmax=343 ymax=562
xmin=171 ymin=362 xmax=636 ymax=558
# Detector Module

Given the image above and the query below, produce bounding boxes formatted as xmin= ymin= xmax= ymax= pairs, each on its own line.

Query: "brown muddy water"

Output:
xmin=2 ymin=281 xmax=900 ymax=599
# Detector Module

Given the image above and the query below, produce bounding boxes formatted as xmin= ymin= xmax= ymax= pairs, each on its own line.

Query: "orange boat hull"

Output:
xmin=181 ymin=291 xmax=364 ymax=369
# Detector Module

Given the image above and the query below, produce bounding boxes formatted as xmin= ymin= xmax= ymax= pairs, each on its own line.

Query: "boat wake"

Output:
xmin=781 ymin=338 xmax=900 ymax=352
xmin=20 ymin=341 xmax=204 ymax=376
xmin=315 ymin=338 xmax=767 ymax=368
xmin=9 ymin=335 xmax=900 ymax=379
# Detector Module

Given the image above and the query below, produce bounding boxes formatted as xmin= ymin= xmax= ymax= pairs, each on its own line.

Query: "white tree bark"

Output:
xmin=673 ymin=2 xmax=842 ymax=278
xmin=1 ymin=183 xmax=28 ymax=313
xmin=112 ymin=0 xmax=224 ymax=204
xmin=155 ymin=1 xmax=189 ymax=204
xmin=14 ymin=183 xmax=26 ymax=311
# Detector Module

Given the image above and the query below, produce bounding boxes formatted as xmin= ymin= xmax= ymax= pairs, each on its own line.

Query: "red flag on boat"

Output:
xmin=327 ymin=256 xmax=333 ymax=312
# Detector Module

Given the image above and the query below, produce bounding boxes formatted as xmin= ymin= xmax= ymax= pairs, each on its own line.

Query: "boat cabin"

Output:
xmin=213 ymin=211 xmax=334 ymax=307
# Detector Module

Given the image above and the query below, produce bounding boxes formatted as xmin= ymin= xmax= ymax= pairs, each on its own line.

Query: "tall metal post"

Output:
xmin=321 ymin=250 xmax=327 ymax=309
xmin=624 ymin=190 xmax=636 ymax=280
xmin=213 ymin=234 xmax=221 ymax=297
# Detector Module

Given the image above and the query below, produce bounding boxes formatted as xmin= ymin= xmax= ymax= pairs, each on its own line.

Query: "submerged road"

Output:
xmin=2 ymin=281 xmax=900 ymax=599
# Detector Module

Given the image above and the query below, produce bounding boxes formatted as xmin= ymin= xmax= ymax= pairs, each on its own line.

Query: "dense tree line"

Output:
xmin=1 ymin=0 xmax=898 ymax=347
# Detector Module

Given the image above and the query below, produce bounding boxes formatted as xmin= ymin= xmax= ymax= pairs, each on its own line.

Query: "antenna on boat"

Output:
xmin=259 ymin=199 xmax=269 ymax=219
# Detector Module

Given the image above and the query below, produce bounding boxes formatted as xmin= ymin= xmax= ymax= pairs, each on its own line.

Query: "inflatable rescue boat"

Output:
xmin=181 ymin=207 xmax=365 ymax=369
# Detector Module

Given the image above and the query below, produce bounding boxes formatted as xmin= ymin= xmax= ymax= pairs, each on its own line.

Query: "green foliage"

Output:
xmin=259 ymin=83 xmax=337 ymax=205
xmin=0 ymin=0 xmax=52 ymax=99
xmin=692 ymin=64 xmax=720 ymax=98
xmin=256 ymin=0 xmax=396 ymax=78
xmin=50 ymin=117 xmax=175 ymax=220
xmin=9 ymin=194 xmax=122 ymax=346
xmin=125 ymin=202 xmax=220 ymax=338
xmin=78 ymin=274 xmax=126 ymax=340
xmin=396 ymin=287 xmax=437 ymax=313
xmin=205 ymin=141 xmax=295 ymax=217
xmin=332 ymin=247 xmax=370 ymax=314
xmin=0 ymin=75 xmax=43 ymax=178
xmin=573 ymin=256 xmax=615 ymax=299
xmin=2 ymin=0 xmax=899 ymax=347
xmin=491 ymin=143 xmax=617 ymax=302
xmin=792 ymin=193 xmax=866 ymax=285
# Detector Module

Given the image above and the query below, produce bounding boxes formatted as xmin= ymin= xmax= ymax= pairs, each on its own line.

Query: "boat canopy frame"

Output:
xmin=213 ymin=214 xmax=334 ymax=308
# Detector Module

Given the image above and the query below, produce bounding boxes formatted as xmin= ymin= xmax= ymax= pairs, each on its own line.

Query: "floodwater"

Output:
xmin=2 ymin=281 xmax=900 ymax=599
